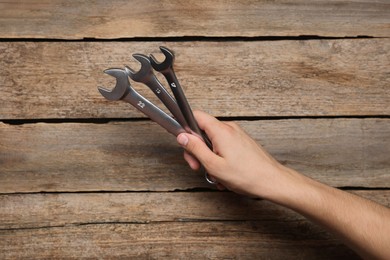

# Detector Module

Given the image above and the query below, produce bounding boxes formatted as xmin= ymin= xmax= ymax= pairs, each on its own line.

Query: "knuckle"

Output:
xmin=222 ymin=122 xmax=239 ymax=137
xmin=226 ymin=121 xmax=240 ymax=130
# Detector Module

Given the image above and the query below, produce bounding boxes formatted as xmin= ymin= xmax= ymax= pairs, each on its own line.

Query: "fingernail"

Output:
xmin=177 ymin=133 xmax=189 ymax=146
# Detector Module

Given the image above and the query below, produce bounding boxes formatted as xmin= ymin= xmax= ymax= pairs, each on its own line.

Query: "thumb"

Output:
xmin=177 ymin=133 xmax=219 ymax=169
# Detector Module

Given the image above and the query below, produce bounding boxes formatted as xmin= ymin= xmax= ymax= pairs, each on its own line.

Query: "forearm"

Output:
xmin=177 ymin=111 xmax=390 ymax=258
xmin=266 ymin=167 xmax=390 ymax=259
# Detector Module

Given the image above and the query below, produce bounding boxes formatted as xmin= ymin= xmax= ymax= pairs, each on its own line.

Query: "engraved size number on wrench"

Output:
xmin=137 ymin=101 xmax=146 ymax=108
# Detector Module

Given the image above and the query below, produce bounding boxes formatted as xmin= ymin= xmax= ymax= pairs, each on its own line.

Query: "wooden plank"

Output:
xmin=1 ymin=191 xmax=385 ymax=258
xmin=0 ymin=118 xmax=389 ymax=193
xmin=0 ymin=0 xmax=388 ymax=38
xmin=0 ymin=191 xmax=385 ymax=259
xmin=0 ymin=191 xmax=388 ymax=230
xmin=0 ymin=39 xmax=389 ymax=119
xmin=0 ymin=221 xmax=359 ymax=259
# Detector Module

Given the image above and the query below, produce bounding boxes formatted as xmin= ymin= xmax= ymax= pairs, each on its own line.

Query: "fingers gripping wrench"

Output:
xmin=98 ymin=48 xmax=216 ymax=184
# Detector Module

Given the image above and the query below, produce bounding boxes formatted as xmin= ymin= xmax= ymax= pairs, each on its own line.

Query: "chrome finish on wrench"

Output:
xmin=150 ymin=47 xmax=215 ymax=184
xmin=98 ymin=68 xmax=185 ymax=136
xmin=125 ymin=54 xmax=191 ymax=133
xmin=98 ymin=47 xmax=216 ymax=184
xmin=150 ymin=46 xmax=212 ymax=148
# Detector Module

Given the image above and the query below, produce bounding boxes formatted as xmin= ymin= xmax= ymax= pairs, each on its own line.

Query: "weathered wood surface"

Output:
xmin=1 ymin=191 xmax=388 ymax=230
xmin=0 ymin=0 xmax=389 ymax=39
xmin=1 ymin=118 xmax=389 ymax=193
xmin=0 ymin=221 xmax=359 ymax=259
xmin=1 ymin=1 xmax=389 ymax=258
xmin=1 ymin=39 xmax=389 ymax=119
xmin=2 ymin=191 xmax=387 ymax=258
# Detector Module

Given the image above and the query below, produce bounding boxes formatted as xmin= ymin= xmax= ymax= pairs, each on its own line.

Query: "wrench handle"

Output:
xmin=122 ymin=88 xmax=185 ymax=137
xmin=162 ymin=69 xmax=215 ymax=184
xmin=162 ymin=69 xmax=212 ymax=149
xmin=146 ymin=76 xmax=191 ymax=133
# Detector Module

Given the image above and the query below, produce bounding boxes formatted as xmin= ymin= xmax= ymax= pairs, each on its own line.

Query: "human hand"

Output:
xmin=178 ymin=112 xmax=390 ymax=259
xmin=177 ymin=111 xmax=292 ymax=199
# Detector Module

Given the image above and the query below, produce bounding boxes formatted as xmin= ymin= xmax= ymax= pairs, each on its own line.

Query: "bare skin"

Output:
xmin=177 ymin=110 xmax=390 ymax=260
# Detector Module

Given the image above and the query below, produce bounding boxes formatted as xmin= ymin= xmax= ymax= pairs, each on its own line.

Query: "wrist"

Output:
xmin=260 ymin=165 xmax=312 ymax=207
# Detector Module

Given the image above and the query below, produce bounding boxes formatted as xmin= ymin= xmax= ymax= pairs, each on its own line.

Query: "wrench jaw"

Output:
xmin=125 ymin=54 xmax=154 ymax=83
xmin=99 ymin=48 xmax=217 ymax=185
xmin=150 ymin=46 xmax=175 ymax=72
xmin=98 ymin=69 xmax=130 ymax=101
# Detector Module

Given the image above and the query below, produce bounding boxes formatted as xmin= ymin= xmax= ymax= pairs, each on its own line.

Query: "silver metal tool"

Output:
xmin=98 ymin=68 xmax=185 ymax=136
xmin=125 ymin=54 xmax=191 ymax=133
xmin=98 ymin=48 xmax=217 ymax=185
xmin=150 ymin=47 xmax=216 ymax=184
xmin=150 ymin=46 xmax=212 ymax=148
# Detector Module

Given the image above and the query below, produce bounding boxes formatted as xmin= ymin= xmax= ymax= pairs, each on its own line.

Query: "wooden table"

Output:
xmin=1 ymin=1 xmax=389 ymax=259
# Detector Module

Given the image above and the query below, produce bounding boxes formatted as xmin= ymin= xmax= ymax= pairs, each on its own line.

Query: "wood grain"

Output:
xmin=0 ymin=221 xmax=360 ymax=259
xmin=1 ymin=191 xmax=385 ymax=259
xmin=1 ymin=2 xmax=388 ymax=258
xmin=1 ymin=118 xmax=389 ymax=193
xmin=0 ymin=0 xmax=389 ymax=39
xmin=1 ymin=191 xmax=388 ymax=230
xmin=1 ymin=39 xmax=389 ymax=119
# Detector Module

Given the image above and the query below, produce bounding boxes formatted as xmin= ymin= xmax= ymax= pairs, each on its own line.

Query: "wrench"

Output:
xmin=125 ymin=54 xmax=191 ymax=133
xmin=150 ymin=46 xmax=212 ymax=149
xmin=98 ymin=68 xmax=185 ymax=136
xmin=150 ymin=46 xmax=212 ymax=148
xmin=150 ymin=46 xmax=215 ymax=184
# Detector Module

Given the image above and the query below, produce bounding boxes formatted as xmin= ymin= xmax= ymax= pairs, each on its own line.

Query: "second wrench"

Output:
xmin=125 ymin=54 xmax=191 ymax=134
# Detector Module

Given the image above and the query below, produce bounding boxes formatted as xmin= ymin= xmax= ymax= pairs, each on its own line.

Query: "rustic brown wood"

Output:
xmin=0 ymin=0 xmax=389 ymax=39
xmin=1 ymin=1 xmax=388 ymax=259
xmin=1 ymin=118 xmax=388 ymax=193
xmin=0 ymin=191 xmax=387 ymax=230
xmin=0 ymin=221 xmax=360 ymax=259
xmin=1 ymin=39 xmax=389 ymax=119
xmin=1 ymin=191 xmax=385 ymax=258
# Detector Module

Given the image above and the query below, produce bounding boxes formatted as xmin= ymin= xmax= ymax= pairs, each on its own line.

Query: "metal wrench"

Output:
xmin=150 ymin=46 xmax=212 ymax=148
xmin=98 ymin=68 xmax=185 ymax=136
xmin=98 ymin=50 xmax=216 ymax=184
xmin=125 ymin=54 xmax=191 ymax=133
xmin=150 ymin=46 xmax=215 ymax=184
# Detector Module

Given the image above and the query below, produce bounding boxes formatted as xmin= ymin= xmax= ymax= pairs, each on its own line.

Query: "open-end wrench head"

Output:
xmin=150 ymin=46 xmax=175 ymax=72
xmin=125 ymin=54 xmax=152 ymax=83
xmin=98 ymin=68 xmax=130 ymax=101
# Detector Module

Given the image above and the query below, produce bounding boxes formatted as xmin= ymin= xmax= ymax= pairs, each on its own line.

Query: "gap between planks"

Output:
xmin=0 ymin=35 xmax=382 ymax=42
xmin=0 ymin=187 xmax=389 ymax=196
xmin=2 ymin=115 xmax=390 ymax=126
